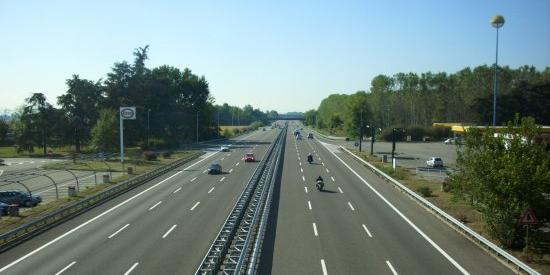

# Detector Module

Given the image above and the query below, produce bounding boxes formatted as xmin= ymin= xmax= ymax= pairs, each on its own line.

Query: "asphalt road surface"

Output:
xmin=260 ymin=122 xmax=512 ymax=275
xmin=0 ymin=124 xmax=518 ymax=274
xmin=0 ymin=128 xmax=279 ymax=275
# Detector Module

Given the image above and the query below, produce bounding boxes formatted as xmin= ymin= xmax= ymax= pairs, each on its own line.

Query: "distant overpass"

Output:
xmin=270 ymin=114 xmax=304 ymax=120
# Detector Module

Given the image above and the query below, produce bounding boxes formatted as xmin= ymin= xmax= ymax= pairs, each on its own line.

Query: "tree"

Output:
xmin=0 ymin=114 xmax=9 ymax=144
xmin=58 ymin=75 xmax=103 ymax=152
xmin=15 ymin=93 xmax=56 ymax=155
xmin=449 ymin=116 xmax=550 ymax=248
xmin=90 ymin=109 xmax=119 ymax=152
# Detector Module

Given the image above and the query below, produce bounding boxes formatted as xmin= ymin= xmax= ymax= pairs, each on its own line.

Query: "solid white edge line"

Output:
xmin=322 ymin=143 xmax=470 ymax=275
xmin=308 ymin=201 xmax=312 ymax=210
xmin=190 ymin=201 xmax=200 ymax=211
xmin=124 ymin=262 xmax=139 ymax=275
xmin=108 ymin=223 xmax=130 ymax=239
xmin=162 ymin=224 xmax=177 ymax=239
xmin=208 ymin=187 xmax=215 ymax=194
xmin=347 ymin=202 xmax=355 ymax=211
xmin=362 ymin=224 xmax=373 ymax=238
xmin=0 ymin=151 xmax=219 ymax=273
xmin=321 ymin=259 xmax=328 ymax=275
xmin=386 ymin=260 xmax=398 ymax=275
xmin=312 ymin=223 xmax=318 ymax=236
xmin=173 ymin=187 xmax=182 ymax=193
xmin=54 ymin=261 xmax=76 ymax=275
xmin=148 ymin=201 xmax=162 ymax=211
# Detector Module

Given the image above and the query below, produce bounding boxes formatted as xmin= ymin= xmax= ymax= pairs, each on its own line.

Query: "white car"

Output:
xmin=426 ymin=157 xmax=444 ymax=168
xmin=220 ymin=145 xmax=230 ymax=152
xmin=444 ymin=138 xmax=453 ymax=145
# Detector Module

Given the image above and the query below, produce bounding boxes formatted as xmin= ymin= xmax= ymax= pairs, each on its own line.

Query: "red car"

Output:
xmin=243 ymin=153 xmax=256 ymax=162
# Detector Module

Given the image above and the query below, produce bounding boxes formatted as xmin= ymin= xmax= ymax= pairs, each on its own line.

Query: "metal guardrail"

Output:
xmin=196 ymin=127 xmax=285 ymax=275
xmin=340 ymin=146 xmax=540 ymax=275
xmin=0 ymin=151 xmax=204 ymax=252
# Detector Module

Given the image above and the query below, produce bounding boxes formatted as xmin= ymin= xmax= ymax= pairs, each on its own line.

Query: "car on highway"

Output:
xmin=0 ymin=190 xmax=42 ymax=207
xmin=0 ymin=202 xmax=8 ymax=215
xmin=426 ymin=157 xmax=444 ymax=168
xmin=207 ymin=162 xmax=222 ymax=174
xmin=220 ymin=145 xmax=230 ymax=152
xmin=243 ymin=153 xmax=256 ymax=162
xmin=307 ymin=133 xmax=313 ymax=139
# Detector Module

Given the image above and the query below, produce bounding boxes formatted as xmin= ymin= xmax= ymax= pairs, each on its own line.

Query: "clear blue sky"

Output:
xmin=1 ymin=0 xmax=549 ymax=113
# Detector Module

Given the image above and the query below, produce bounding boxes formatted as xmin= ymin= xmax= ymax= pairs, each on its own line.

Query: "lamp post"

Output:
xmin=147 ymin=109 xmax=151 ymax=148
xmin=359 ymin=110 xmax=363 ymax=152
xmin=491 ymin=14 xmax=505 ymax=126
xmin=196 ymin=110 xmax=199 ymax=144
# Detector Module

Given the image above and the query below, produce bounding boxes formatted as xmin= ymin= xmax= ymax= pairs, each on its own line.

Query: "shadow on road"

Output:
xmin=319 ymin=189 xmax=338 ymax=194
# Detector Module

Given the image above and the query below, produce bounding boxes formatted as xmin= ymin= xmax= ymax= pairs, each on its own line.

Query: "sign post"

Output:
xmin=518 ymin=208 xmax=538 ymax=252
xmin=120 ymin=107 xmax=136 ymax=174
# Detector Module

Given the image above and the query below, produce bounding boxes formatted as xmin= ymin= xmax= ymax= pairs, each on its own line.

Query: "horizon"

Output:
xmin=1 ymin=1 xmax=549 ymax=113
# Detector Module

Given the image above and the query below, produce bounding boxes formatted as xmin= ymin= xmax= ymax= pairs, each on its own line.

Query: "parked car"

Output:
xmin=0 ymin=202 xmax=8 ymax=215
xmin=444 ymin=138 xmax=453 ymax=145
xmin=243 ymin=153 xmax=256 ymax=162
xmin=0 ymin=190 xmax=42 ymax=207
xmin=220 ymin=145 xmax=230 ymax=152
xmin=207 ymin=162 xmax=222 ymax=174
xmin=426 ymin=157 xmax=444 ymax=168
xmin=307 ymin=133 xmax=314 ymax=139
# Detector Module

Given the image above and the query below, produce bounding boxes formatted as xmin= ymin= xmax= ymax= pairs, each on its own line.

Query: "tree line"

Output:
xmin=4 ymin=46 xmax=277 ymax=154
xmin=304 ymin=65 xmax=549 ymax=140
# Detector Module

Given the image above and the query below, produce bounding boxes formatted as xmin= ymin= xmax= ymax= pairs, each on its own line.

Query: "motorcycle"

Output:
xmin=316 ymin=179 xmax=324 ymax=191
xmin=307 ymin=154 xmax=313 ymax=164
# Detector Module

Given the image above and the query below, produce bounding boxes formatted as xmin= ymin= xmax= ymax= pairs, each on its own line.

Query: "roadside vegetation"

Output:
xmin=303 ymin=65 xmax=549 ymax=140
xmin=353 ymin=116 xmax=549 ymax=273
xmin=0 ymin=46 xmax=277 ymax=158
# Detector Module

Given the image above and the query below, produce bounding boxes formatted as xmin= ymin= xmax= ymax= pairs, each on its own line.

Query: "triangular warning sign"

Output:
xmin=518 ymin=208 xmax=538 ymax=225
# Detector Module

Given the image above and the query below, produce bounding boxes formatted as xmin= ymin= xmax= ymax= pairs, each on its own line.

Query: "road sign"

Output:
xmin=518 ymin=208 xmax=538 ymax=225
xmin=120 ymin=107 xmax=136 ymax=120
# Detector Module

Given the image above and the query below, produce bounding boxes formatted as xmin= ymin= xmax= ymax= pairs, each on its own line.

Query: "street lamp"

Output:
xmin=196 ymin=110 xmax=199 ymax=144
xmin=147 ymin=109 xmax=151 ymax=148
xmin=491 ymin=14 xmax=505 ymax=126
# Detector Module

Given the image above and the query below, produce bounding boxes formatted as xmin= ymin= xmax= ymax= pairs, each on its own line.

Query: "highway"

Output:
xmin=0 ymin=128 xmax=280 ymax=275
xmin=259 ymin=122 xmax=513 ymax=275
xmin=0 ymin=123 xmax=519 ymax=274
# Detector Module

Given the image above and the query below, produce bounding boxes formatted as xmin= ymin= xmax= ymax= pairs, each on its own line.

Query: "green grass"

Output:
xmin=0 ymin=146 xmax=19 ymax=158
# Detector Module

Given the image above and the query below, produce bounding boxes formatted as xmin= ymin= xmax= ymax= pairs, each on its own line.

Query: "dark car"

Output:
xmin=207 ymin=163 xmax=222 ymax=174
xmin=0 ymin=190 xmax=42 ymax=207
xmin=0 ymin=202 xmax=8 ymax=215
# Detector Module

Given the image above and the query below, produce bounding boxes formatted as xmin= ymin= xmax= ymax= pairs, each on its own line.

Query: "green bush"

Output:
xmin=380 ymin=127 xmax=406 ymax=141
xmin=417 ymin=186 xmax=432 ymax=197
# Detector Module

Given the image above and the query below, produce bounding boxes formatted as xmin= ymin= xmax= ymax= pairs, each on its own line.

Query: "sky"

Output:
xmin=1 ymin=0 xmax=549 ymax=113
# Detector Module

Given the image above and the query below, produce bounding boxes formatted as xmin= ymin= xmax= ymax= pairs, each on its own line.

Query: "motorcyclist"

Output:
xmin=307 ymin=153 xmax=313 ymax=163
xmin=316 ymin=175 xmax=323 ymax=182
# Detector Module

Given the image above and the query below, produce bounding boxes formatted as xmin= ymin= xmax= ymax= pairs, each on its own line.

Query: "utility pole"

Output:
xmin=359 ymin=109 xmax=363 ymax=152
xmin=217 ymin=109 xmax=220 ymax=137
xmin=370 ymin=126 xmax=375 ymax=155
xmin=196 ymin=110 xmax=199 ymax=144
xmin=147 ymin=109 xmax=151 ymax=148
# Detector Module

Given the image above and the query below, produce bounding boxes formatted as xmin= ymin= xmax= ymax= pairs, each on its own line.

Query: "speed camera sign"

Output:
xmin=120 ymin=107 xmax=136 ymax=120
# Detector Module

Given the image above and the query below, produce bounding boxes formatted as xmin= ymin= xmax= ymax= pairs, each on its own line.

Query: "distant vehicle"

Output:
xmin=262 ymin=128 xmax=266 ymax=131
xmin=426 ymin=157 xmax=444 ymax=168
xmin=296 ymin=134 xmax=302 ymax=140
xmin=0 ymin=190 xmax=42 ymax=207
xmin=207 ymin=162 xmax=222 ymax=174
xmin=444 ymin=138 xmax=453 ymax=145
xmin=244 ymin=153 xmax=256 ymax=162
xmin=0 ymin=202 xmax=8 ymax=215
xmin=307 ymin=133 xmax=313 ymax=139
xmin=294 ymin=129 xmax=300 ymax=136
xmin=220 ymin=145 xmax=230 ymax=152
